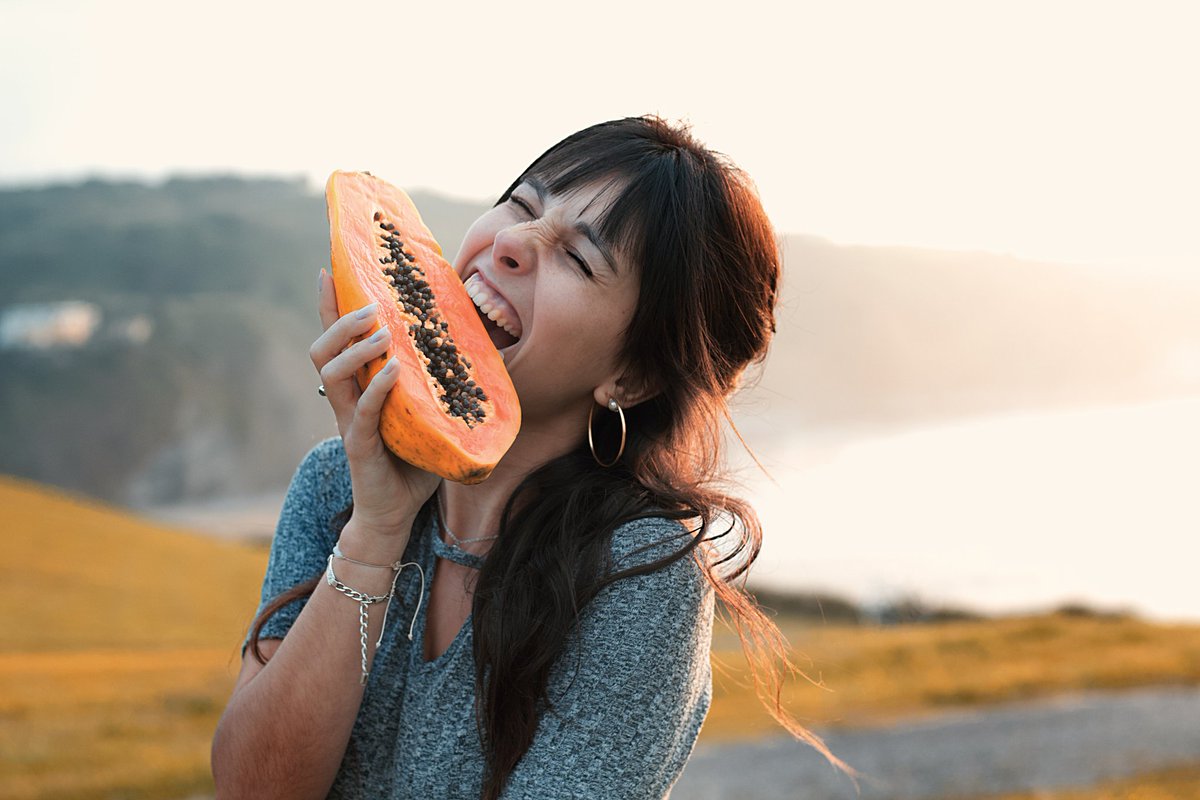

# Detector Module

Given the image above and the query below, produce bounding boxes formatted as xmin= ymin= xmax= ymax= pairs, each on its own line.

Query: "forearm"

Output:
xmin=211 ymin=520 xmax=414 ymax=799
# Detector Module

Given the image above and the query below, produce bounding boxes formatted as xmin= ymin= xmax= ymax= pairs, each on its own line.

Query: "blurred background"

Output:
xmin=2 ymin=1 xmax=1197 ymax=798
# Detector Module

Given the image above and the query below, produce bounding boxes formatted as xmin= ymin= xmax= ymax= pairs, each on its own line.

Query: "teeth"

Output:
xmin=464 ymin=272 xmax=522 ymax=338
xmin=486 ymin=305 xmax=514 ymax=331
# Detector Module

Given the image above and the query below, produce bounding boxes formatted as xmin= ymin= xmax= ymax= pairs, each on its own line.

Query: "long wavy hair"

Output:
xmin=247 ymin=115 xmax=861 ymax=797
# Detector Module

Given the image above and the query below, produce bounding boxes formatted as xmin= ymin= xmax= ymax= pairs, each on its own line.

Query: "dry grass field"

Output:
xmin=3 ymin=474 xmax=1198 ymax=799
xmin=702 ymin=608 xmax=1200 ymax=741
xmin=0 ymin=476 xmax=266 ymax=800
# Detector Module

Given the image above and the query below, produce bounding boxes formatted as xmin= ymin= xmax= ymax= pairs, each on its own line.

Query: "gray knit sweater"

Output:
xmin=240 ymin=437 xmax=714 ymax=799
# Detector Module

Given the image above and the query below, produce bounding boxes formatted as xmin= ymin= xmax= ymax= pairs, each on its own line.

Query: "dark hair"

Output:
xmin=247 ymin=115 xmax=860 ymax=797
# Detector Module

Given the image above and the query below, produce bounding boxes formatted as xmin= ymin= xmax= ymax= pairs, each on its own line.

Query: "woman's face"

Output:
xmin=452 ymin=176 xmax=640 ymax=421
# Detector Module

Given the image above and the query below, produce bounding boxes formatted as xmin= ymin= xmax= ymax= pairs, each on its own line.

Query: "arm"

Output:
xmin=500 ymin=519 xmax=716 ymax=800
xmin=210 ymin=439 xmax=416 ymax=800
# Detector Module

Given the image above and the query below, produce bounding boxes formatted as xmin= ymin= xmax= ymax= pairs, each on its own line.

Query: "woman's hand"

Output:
xmin=311 ymin=268 xmax=442 ymax=540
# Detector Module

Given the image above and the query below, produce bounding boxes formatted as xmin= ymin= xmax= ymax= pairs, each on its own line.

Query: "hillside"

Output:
xmin=0 ymin=475 xmax=272 ymax=798
xmin=737 ymin=235 xmax=1200 ymax=442
xmin=0 ymin=475 xmax=268 ymax=651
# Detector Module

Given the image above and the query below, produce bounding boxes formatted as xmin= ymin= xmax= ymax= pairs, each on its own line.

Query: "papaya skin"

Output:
xmin=325 ymin=171 xmax=520 ymax=485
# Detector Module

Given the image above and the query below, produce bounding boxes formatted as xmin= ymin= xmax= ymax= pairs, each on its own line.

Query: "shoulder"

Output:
xmin=287 ymin=435 xmax=353 ymax=513
xmin=609 ymin=514 xmax=694 ymax=563
xmin=609 ymin=515 xmax=708 ymax=584
xmin=271 ymin=435 xmax=353 ymax=545
xmin=547 ymin=513 xmax=715 ymax=706
xmin=297 ymin=434 xmax=349 ymax=478
xmin=594 ymin=514 xmax=714 ymax=627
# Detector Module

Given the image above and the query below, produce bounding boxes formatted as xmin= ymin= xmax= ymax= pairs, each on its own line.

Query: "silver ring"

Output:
xmin=318 ymin=384 xmax=327 ymax=397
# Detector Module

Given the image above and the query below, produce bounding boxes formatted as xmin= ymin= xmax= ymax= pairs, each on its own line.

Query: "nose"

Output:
xmin=491 ymin=223 xmax=536 ymax=275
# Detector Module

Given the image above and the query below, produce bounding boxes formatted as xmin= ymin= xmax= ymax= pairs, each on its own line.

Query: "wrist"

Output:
xmin=339 ymin=516 xmax=414 ymax=565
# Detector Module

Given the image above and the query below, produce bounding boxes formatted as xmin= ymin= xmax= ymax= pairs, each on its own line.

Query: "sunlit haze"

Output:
xmin=2 ymin=0 xmax=1197 ymax=281
xmin=732 ymin=396 xmax=1200 ymax=623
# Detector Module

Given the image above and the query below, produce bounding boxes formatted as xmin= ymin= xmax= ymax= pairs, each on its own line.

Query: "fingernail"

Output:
xmin=383 ymin=356 xmax=398 ymax=374
xmin=369 ymin=325 xmax=389 ymax=343
xmin=318 ymin=268 xmax=324 ymax=292
xmin=356 ymin=302 xmax=378 ymax=319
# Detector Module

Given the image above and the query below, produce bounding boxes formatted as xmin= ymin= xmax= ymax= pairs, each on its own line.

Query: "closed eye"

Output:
xmin=507 ymin=195 xmax=594 ymax=277
xmin=508 ymin=195 xmax=535 ymax=216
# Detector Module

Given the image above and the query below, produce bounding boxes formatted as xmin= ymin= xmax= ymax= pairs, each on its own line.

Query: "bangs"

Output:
xmin=496 ymin=123 xmax=700 ymax=271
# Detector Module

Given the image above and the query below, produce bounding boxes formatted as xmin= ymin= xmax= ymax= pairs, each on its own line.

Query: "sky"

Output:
xmin=2 ymin=0 xmax=1197 ymax=281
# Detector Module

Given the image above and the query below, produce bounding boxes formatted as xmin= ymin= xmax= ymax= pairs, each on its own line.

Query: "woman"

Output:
xmin=212 ymin=115 xmax=859 ymax=799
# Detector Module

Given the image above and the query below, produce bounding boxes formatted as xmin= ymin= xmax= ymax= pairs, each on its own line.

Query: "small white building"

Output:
xmin=0 ymin=301 xmax=103 ymax=349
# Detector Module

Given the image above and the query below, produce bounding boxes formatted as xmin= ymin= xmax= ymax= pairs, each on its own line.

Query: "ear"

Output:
xmin=593 ymin=369 xmax=660 ymax=411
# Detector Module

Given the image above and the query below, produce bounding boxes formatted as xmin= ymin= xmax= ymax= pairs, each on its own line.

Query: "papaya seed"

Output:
xmin=374 ymin=209 xmax=489 ymax=426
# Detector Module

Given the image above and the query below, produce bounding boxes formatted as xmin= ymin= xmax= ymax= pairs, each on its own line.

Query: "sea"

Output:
xmin=726 ymin=394 xmax=1200 ymax=623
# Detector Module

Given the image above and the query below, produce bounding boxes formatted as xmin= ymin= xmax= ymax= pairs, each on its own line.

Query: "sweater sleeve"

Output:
xmin=240 ymin=436 xmax=351 ymax=659
xmin=499 ymin=517 xmax=715 ymax=800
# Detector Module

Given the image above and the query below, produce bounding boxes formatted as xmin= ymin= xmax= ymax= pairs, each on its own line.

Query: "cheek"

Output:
xmin=536 ymin=291 xmax=628 ymax=363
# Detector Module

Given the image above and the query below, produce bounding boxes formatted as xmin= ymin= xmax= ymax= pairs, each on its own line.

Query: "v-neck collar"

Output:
xmin=431 ymin=496 xmax=490 ymax=570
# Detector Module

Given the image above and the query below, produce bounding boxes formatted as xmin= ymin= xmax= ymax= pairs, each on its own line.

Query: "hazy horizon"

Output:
xmin=731 ymin=394 xmax=1200 ymax=624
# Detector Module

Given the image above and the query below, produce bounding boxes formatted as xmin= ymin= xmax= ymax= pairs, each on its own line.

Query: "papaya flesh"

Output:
xmin=325 ymin=170 xmax=521 ymax=484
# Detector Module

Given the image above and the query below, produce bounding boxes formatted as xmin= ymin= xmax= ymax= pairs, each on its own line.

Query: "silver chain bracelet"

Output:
xmin=325 ymin=553 xmax=402 ymax=685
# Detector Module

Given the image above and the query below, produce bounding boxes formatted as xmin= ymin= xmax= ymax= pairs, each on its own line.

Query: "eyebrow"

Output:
xmin=524 ymin=176 xmax=620 ymax=276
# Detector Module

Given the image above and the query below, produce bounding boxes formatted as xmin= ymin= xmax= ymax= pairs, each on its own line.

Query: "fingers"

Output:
xmin=318 ymin=321 xmax=392 ymax=402
xmin=318 ymin=269 xmax=340 ymax=332
xmin=346 ymin=356 xmax=401 ymax=448
xmin=311 ymin=302 xmax=389 ymax=437
xmin=310 ymin=301 xmax=381 ymax=375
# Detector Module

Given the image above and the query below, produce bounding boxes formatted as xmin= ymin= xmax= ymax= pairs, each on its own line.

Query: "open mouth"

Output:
xmin=464 ymin=273 xmax=522 ymax=353
xmin=476 ymin=306 xmax=520 ymax=350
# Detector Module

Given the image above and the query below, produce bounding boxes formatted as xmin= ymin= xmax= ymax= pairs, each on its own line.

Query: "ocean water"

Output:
xmin=727 ymin=395 xmax=1200 ymax=622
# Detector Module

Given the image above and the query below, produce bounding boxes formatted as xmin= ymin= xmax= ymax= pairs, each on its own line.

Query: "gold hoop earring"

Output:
xmin=588 ymin=397 xmax=626 ymax=467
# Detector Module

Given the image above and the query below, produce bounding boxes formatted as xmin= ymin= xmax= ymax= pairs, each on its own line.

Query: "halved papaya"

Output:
xmin=325 ymin=170 xmax=520 ymax=484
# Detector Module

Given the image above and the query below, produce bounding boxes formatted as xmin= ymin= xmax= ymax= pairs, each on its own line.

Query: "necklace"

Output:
xmin=436 ymin=491 xmax=500 ymax=551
